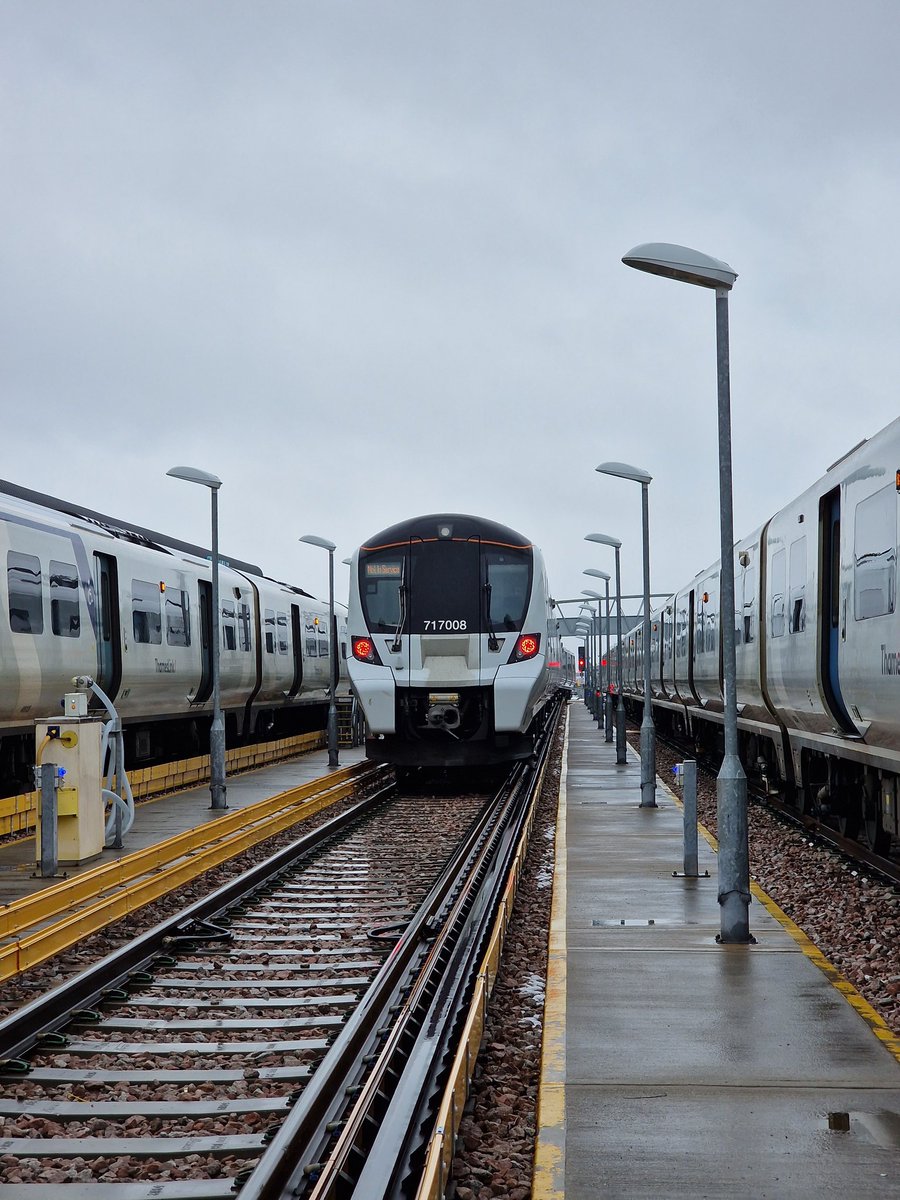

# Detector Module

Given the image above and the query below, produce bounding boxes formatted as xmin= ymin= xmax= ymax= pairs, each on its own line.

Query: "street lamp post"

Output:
xmin=578 ymin=614 xmax=600 ymax=715
xmin=622 ymin=241 xmax=750 ymax=942
xmin=596 ymin=463 xmax=656 ymax=807
xmin=575 ymin=619 xmax=593 ymax=711
xmin=585 ymin=533 xmax=626 ymax=764
xmin=581 ymin=592 xmax=604 ymax=726
xmin=583 ymin=570 xmax=613 ymax=741
xmin=300 ymin=534 xmax=339 ymax=769
xmin=167 ymin=466 xmax=227 ymax=810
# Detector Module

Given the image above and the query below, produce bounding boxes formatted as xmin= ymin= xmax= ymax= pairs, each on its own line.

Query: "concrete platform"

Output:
xmin=0 ymin=742 xmax=367 ymax=906
xmin=535 ymin=701 xmax=900 ymax=1198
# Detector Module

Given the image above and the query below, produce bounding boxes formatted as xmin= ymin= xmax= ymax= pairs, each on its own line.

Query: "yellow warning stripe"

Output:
xmin=531 ymin=706 xmax=570 ymax=1200
xmin=674 ymin=784 xmax=900 ymax=1064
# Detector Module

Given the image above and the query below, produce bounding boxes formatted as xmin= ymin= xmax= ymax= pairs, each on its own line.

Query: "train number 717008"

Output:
xmin=423 ymin=619 xmax=468 ymax=631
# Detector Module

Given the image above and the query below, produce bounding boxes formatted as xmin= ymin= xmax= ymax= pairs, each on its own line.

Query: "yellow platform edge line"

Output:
xmin=532 ymin=703 xmax=570 ymax=1200
xmin=668 ymin=777 xmax=900 ymax=1065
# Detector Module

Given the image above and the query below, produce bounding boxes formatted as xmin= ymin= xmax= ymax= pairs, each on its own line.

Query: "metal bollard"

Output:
xmin=673 ymin=760 xmax=707 ymax=879
xmin=37 ymin=762 xmax=58 ymax=878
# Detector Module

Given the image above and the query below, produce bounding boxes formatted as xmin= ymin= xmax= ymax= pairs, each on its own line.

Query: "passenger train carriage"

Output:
xmin=611 ymin=416 xmax=900 ymax=854
xmin=0 ymin=480 xmax=349 ymax=794
xmin=347 ymin=513 xmax=573 ymax=767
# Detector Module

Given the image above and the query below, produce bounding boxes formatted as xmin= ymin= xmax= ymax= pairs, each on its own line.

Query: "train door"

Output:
xmin=820 ymin=489 xmax=856 ymax=732
xmin=288 ymin=604 xmax=303 ymax=696
xmin=194 ymin=580 xmax=213 ymax=705
xmin=93 ymin=552 xmax=122 ymax=701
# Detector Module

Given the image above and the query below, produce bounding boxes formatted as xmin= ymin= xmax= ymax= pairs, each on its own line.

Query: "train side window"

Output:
xmin=705 ymin=591 xmax=717 ymax=654
xmin=675 ymin=602 xmax=688 ymax=660
xmin=264 ymin=609 xmax=276 ymax=653
xmin=238 ymin=603 xmax=251 ymax=652
xmin=789 ymin=537 xmax=807 ymax=634
xmin=695 ymin=602 xmax=705 ymax=656
xmin=222 ymin=600 xmax=236 ymax=651
xmin=770 ymin=548 xmax=786 ymax=638
xmin=741 ymin=566 xmax=757 ymax=644
xmin=50 ymin=560 xmax=80 ymax=637
xmin=8 ymin=551 xmax=43 ymax=634
xmin=166 ymin=588 xmax=191 ymax=647
xmin=132 ymin=579 xmax=162 ymax=644
xmin=318 ymin=628 xmax=330 ymax=657
xmin=277 ymin=611 xmax=289 ymax=655
xmin=854 ymin=484 xmax=897 ymax=620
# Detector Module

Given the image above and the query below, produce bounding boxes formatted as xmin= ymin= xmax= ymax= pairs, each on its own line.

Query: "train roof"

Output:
xmin=0 ymin=478 xmax=266 ymax=578
xmin=360 ymin=513 xmax=532 ymax=551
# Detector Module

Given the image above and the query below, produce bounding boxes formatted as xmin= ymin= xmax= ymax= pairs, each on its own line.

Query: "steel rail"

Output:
xmin=415 ymin=700 xmax=561 ymax=1199
xmin=0 ymin=762 xmax=382 ymax=982
xmin=0 ymin=779 xmax=396 ymax=1067
xmin=239 ymin=697 xmax=564 ymax=1200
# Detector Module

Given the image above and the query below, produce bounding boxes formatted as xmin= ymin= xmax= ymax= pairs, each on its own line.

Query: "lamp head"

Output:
xmin=299 ymin=534 xmax=337 ymax=553
xmin=167 ymin=465 xmax=222 ymax=490
xmin=585 ymin=533 xmax=622 ymax=550
xmin=622 ymin=242 xmax=737 ymax=290
xmin=583 ymin=568 xmax=610 ymax=582
xmin=581 ymin=589 xmax=603 ymax=600
xmin=596 ymin=461 xmax=652 ymax=486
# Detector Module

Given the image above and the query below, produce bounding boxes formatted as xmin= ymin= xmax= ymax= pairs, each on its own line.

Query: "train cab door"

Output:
xmin=288 ymin=604 xmax=303 ymax=697
xmin=93 ymin=552 xmax=122 ymax=702
xmin=820 ymin=488 xmax=856 ymax=732
xmin=194 ymin=580 xmax=214 ymax=705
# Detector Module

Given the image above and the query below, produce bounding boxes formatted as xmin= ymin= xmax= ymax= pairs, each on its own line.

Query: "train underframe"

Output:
xmin=624 ymin=693 xmax=896 ymax=857
xmin=364 ymin=684 xmax=546 ymax=768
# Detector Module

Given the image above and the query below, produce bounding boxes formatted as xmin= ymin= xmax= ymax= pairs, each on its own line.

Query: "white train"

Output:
xmin=346 ymin=513 xmax=573 ymax=768
xmin=612 ymin=416 xmax=900 ymax=854
xmin=0 ymin=480 xmax=350 ymax=795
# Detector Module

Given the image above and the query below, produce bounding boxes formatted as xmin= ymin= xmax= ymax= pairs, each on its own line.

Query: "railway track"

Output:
xmin=0 ymin=697 xmax=564 ymax=1197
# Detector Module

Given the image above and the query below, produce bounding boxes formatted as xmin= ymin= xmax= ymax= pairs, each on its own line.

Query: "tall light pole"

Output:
xmin=582 ymin=584 xmax=608 ymax=731
xmin=585 ymin=533 xmax=626 ymax=764
xmin=300 ymin=534 xmax=339 ymax=769
xmin=596 ymin=463 xmax=656 ymax=807
xmin=583 ymin=570 xmax=613 ymax=741
xmin=622 ymin=241 xmax=750 ymax=942
xmin=577 ymin=613 xmax=597 ymax=718
xmin=575 ymin=618 xmax=592 ymax=709
xmin=580 ymin=594 xmax=603 ymax=725
xmin=167 ymin=465 xmax=227 ymax=810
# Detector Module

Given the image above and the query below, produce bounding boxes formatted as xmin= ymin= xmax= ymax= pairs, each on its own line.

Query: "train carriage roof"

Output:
xmin=361 ymin=513 xmax=532 ymax=551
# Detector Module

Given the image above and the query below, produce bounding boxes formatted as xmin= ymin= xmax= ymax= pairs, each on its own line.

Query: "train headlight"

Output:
xmin=352 ymin=637 xmax=382 ymax=664
xmin=512 ymin=633 xmax=541 ymax=662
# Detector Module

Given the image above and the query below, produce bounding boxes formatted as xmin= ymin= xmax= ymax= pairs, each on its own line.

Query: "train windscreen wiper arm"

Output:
xmin=390 ymin=584 xmax=407 ymax=652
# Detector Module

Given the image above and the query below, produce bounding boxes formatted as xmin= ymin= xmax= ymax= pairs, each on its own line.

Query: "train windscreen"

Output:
xmin=359 ymin=540 xmax=532 ymax=637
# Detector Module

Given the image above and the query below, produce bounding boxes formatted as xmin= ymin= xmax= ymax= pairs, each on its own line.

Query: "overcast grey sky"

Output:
xmin=3 ymin=2 xmax=899 ymax=617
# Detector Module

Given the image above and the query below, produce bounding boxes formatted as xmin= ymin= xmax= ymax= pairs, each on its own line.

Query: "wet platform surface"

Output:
xmin=536 ymin=700 xmax=900 ymax=1198
xmin=0 ymin=743 xmax=367 ymax=906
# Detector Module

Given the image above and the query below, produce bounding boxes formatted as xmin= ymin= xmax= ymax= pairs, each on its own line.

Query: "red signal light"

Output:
xmin=514 ymin=633 xmax=540 ymax=661
xmin=352 ymin=637 xmax=375 ymax=662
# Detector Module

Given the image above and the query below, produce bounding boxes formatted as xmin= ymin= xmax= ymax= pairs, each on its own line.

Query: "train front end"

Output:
xmin=347 ymin=514 xmax=553 ymax=767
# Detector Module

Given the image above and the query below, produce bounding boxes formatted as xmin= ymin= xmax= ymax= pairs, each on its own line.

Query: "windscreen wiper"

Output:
xmin=483 ymin=582 xmax=500 ymax=652
xmin=390 ymin=584 xmax=407 ymax=652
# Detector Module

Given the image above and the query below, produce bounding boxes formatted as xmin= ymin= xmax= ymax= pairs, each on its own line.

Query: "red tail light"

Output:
xmin=352 ymin=637 xmax=376 ymax=663
xmin=514 ymin=633 xmax=540 ymax=661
